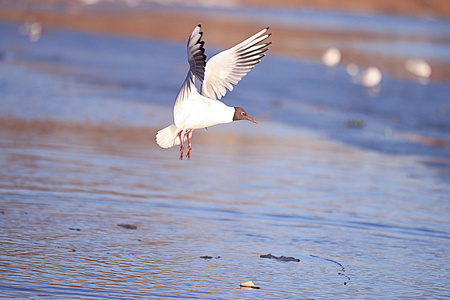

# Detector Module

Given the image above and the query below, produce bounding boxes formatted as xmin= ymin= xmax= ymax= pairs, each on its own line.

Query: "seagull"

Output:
xmin=156 ymin=24 xmax=271 ymax=160
xmin=322 ymin=47 xmax=341 ymax=67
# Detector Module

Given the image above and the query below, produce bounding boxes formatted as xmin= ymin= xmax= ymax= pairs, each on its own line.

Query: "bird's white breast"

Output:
xmin=175 ymin=93 xmax=235 ymax=130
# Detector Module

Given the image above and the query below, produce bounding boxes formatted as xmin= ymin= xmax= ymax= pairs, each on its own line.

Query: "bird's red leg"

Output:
xmin=186 ymin=130 xmax=192 ymax=160
xmin=178 ymin=131 xmax=184 ymax=160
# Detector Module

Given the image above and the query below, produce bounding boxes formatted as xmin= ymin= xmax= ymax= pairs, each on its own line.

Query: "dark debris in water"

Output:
xmin=260 ymin=253 xmax=300 ymax=262
xmin=200 ymin=255 xmax=221 ymax=260
xmin=117 ymin=223 xmax=137 ymax=230
xmin=68 ymin=227 xmax=81 ymax=231
xmin=310 ymin=255 xmax=350 ymax=285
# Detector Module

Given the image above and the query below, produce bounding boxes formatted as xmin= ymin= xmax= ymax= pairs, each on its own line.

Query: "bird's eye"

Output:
xmin=241 ymin=112 xmax=246 ymax=116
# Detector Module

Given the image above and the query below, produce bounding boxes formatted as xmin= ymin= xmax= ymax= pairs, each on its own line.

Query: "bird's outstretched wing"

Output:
xmin=174 ymin=24 xmax=207 ymax=123
xmin=201 ymin=27 xmax=271 ymax=100
xmin=187 ymin=24 xmax=207 ymax=83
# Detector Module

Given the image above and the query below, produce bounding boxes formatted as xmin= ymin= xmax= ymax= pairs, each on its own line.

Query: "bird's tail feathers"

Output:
xmin=156 ymin=125 xmax=193 ymax=149
xmin=156 ymin=125 xmax=181 ymax=148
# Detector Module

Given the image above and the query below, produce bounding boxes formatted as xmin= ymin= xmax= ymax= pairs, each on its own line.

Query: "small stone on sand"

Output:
xmin=117 ymin=223 xmax=137 ymax=230
xmin=240 ymin=281 xmax=260 ymax=289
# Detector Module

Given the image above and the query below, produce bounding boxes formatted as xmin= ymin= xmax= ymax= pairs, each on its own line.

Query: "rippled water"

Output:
xmin=1 ymin=6 xmax=450 ymax=298
xmin=1 ymin=121 xmax=449 ymax=299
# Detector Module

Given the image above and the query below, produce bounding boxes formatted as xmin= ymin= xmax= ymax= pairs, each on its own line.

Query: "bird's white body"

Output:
xmin=156 ymin=76 xmax=236 ymax=149
xmin=174 ymin=78 xmax=235 ymax=130
xmin=156 ymin=24 xmax=270 ymax=158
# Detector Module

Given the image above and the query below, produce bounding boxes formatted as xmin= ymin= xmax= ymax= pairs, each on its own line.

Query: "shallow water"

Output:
xmin=1 ymin=121 xmax=449 ymax=299
xmin=1 ymin=7 xmax=450 ymax=299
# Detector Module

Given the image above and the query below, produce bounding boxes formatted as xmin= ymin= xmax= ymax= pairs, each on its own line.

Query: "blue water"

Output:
xmin=0 ymin=10 xmax=450 ymax=299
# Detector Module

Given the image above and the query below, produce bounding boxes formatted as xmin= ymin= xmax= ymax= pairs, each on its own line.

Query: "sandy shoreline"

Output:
xmin=1 ymin=0 xmax=450 ymax=81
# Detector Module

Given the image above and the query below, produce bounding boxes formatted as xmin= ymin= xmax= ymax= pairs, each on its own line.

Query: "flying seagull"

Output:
xmin=156 ymin=24 xmax=271 ymax=160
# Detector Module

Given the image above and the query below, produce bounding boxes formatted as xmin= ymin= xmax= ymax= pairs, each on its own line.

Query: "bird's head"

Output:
xmin=233 ymin=107 xmax=258 ymax=124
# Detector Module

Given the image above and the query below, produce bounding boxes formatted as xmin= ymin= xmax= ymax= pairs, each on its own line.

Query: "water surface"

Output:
xmin=1 ymin=120 xmax=448 ymax=299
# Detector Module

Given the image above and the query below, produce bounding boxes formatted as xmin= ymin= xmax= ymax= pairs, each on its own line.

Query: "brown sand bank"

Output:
xmin=242 ymin=0 xmax=450 ymax=19
xmin=4 ymin=0 xmax=450 ymax=18
xmin=1 ymin=0 xmax=450 ymax=81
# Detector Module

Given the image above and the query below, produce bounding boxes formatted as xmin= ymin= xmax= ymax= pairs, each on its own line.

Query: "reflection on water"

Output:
xmin=1 ymin=120 xmax=449 ymax=299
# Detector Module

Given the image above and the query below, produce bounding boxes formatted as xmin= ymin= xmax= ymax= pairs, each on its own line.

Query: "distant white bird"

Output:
xmin=363 ymin=66 xmax=382 ymax=87
xmin=156 ymin=24 xmax=271 ymax=160
xmin=322 ymin=47 xmax=341 ymax=67
xmin=405 ymin=59 xmax=432 ymax=78
xmin=354 ymin=66 xmax=382 ymax=88
xmin=19 ymin=21 xmax=42 ymax=42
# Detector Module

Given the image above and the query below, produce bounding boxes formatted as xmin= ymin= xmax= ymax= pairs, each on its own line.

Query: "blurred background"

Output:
xmin=1 ymin=0 xmax=449 ymax=299
xmin=2 ymin=0 xmax=450 ymax=80
xmin=1 ymin=0 xmax=449 ymax=142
